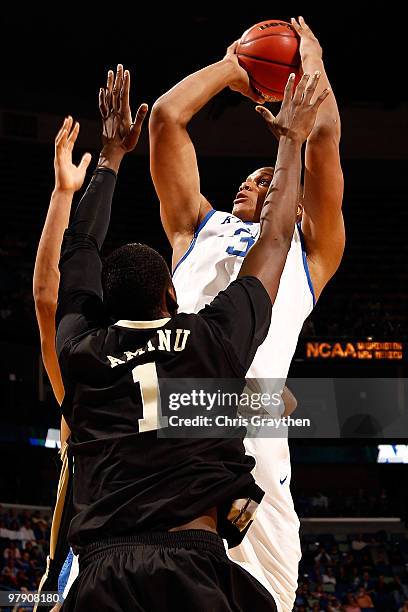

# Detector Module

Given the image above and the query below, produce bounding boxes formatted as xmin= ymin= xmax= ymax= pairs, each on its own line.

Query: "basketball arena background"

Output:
xmin=0 ymin=6 xmax=407 ymax=611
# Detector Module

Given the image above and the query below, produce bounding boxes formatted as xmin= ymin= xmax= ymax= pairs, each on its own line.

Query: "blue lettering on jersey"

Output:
xmin=226 ymin=227 xmax=256 ymax=258
xmin=221 ymin=216 xmax=233 ymax=224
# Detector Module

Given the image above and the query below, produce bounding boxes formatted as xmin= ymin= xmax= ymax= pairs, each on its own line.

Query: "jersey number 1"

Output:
xmin=132 ymin=363 xmax=164 ymax=433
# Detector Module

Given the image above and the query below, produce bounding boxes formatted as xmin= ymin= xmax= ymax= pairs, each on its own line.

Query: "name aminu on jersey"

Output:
xmin=107 ymin=328 xmax=191 ymax=368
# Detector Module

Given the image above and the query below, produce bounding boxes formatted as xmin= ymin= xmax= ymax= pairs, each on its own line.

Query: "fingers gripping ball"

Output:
xmin=237 ymin=20 xmax=301 ymax=102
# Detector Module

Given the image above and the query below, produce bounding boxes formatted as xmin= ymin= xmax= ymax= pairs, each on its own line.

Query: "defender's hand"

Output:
xmin=99 ymin=64 xmax=148 ymax=155
xmin=291 ymin=16 xmax=323 ymax=65
xmin=54 ymin=117 xmax=91 ymax=193
xmin=255 ymin=72 xmax=331 ymax=144
xmin=224 ymin=41 xmax=265 ymax=104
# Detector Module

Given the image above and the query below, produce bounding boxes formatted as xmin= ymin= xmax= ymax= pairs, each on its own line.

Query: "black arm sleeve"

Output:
xmin=56 ymin=167 xmax=117 ymax=356
xmin=198 ymin=276 xmax=272 ymax=375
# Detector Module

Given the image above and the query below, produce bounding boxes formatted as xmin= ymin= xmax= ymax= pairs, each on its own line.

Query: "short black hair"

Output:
xmin=102 ymin=243 xmax=175 ymax=321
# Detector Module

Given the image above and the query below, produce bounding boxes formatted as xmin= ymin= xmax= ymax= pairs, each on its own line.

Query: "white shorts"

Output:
xmin=229 ymin=436 xmax=301 ymax=612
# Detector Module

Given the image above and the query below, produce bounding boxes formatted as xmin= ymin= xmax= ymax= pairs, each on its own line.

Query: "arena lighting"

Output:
xmin=377 ymin=444 xmax=408 ymax=463
xmin=29 ymin=429 xmax=61 ymax=449
xmin=44 ymin=428 xmax=61 ymax=449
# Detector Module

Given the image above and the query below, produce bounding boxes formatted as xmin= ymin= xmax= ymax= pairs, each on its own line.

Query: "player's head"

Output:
xmin=102 ymin=243 xmax=178 ymax=321
xmin=232 ymin=167 xmax=274 ymax=221
xmin=232 ymin=166 xmax=303 ymax=222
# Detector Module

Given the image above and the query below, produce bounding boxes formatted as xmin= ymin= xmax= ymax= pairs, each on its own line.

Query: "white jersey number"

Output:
xmin=132 ymin=363 xmax=165 ymax=433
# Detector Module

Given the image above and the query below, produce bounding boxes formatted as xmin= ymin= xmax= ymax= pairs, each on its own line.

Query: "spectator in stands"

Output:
xmin=361 ymin=570 xmax=375 ymax=591
xmin=352 ymin=533 xmax=367 ymax=552
xmin=323 ymin=567 xmax=337 ymax=586
xmin=295 ymin=585 xmax=309 ymax=608
xmin=16 ymin=569 xmax=30 ymax=590
xmin=375 ymin=575 xmax=394 ymax=611
xmin=330 ymin=543 xmax=341 ymax=564
xmin=3 ymin=541 xmax=21 ymax=560
xmin=310 ymin=585 xmax=329 ymax=609
xmin=315 ymin=546 xmax=332 ymax=565
xmin=392 ymin=576 xmax=408 ymax=609
xmin=343 ymin=593 xmax=362 ymax=612
xmin=355 ymin=587 xmax=374 ymax=608
xmin=336 ymin=565 xmax=351 ymax=593
xmin=360 ymin=550 xmax=374 ymax=573
xmin=343 ymin=553 xmax=358 ymax=577
xmin=19 ymin=519 xmax=35 ymax=546
xmin=327 ymin=596 xmax=341 ymax=612
xmin=372 ymin=549 xmax=389 ymax=577
xmin=16 ymin=551 xmax=31 ymax=574
xmin=1 ymin=558 xmax=18 ymax=588
xmin=398 ymin=601 xmax=408 ymax=612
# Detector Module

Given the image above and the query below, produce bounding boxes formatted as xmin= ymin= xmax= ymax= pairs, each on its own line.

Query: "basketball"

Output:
xmin=236 ymin=19 xmax=301 ymax=101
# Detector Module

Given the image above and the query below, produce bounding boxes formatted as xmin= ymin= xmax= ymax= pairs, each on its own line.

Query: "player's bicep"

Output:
xmin=199 ymin=277 xmax=272 ymax=373
xmin=149 ymin=103 xmax=203 ymax=245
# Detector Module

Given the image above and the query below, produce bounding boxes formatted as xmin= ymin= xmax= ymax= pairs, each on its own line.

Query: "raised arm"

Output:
xmin=56 ymin=66 xmax=148 ymax=355
xmin=256 ymin=17 xmax=344 ymax=300
xmin=292 ymin=17 xmax=345 ymax=299
xmin=33 ymin=117 xmax=91 ymax=407
xmin=239 ymin=72 xmax=331 ymax=302
xmin=149 ymin=43 xmax=263 ymax=269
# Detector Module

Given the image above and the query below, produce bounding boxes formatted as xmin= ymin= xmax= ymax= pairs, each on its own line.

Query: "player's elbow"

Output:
xmin=258 ymin=231 xmax=293 ymax=255
xmin=308 ymin=118 xmax=341 ymax=146
xmin=150 ymin=98 xmax=188 ymax=132
xmin=34 ymin=287 xmax=57 ymax=317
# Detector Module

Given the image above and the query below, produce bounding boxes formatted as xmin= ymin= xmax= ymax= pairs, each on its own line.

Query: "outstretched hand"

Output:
xmin=54 ymin=117 xmax=91 ymax=193
xmin=99 ymin=64 xmax=148 ymax=155
xmin=255 ymin=71 xmax=331 ymax=143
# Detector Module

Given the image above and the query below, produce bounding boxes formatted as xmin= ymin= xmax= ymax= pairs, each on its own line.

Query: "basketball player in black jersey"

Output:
xmin=44 ymin=66 xmax=329 ymax=611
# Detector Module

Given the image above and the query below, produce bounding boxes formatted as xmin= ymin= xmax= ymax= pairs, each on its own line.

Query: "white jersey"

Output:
xmin=173 ymin=209 xmax=314 ymax=612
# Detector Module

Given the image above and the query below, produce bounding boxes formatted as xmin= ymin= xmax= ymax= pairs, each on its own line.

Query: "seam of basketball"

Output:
xmin=250 ymin=76 xmax=282 ymax=95
xmin=237 ymin=53 xmax=300 ymax=69
xmin=239 ymin=33 xmax=296 ymax=42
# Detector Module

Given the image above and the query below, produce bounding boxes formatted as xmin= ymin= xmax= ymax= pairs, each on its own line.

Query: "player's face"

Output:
xmin=232 ymin=167 xmax=274 ymax=222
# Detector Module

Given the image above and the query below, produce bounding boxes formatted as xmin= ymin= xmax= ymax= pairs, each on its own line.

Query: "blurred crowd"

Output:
xmin=295 ymin=530 xmax=408 ymax=611
xmin=0 ymin=505 xmax=50 ymax=593
xmin=2 ymin=503 xmax=408 ymax=612
xmin=295 ymin=489 xmax=394 ymax=519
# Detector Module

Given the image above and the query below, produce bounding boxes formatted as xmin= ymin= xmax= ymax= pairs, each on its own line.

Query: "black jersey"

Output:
xmin=56 ymin=169 xmax=272 ymax=550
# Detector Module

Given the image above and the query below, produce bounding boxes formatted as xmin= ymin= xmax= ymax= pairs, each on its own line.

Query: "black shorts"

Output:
xmin=62 ymin=530 xmax=277 ymax=611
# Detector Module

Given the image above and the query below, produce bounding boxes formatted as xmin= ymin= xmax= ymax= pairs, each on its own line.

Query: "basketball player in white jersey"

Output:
xmin=149 ymin=17 xmax=344 ymax=612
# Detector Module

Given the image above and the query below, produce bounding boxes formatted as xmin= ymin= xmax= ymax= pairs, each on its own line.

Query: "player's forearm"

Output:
xmin=67 ymin=167 xmax=117 ymax=249
xmin=56 ymin=168 xmax=117 ymax=334
xmin=260 ymin=136 xmax=302 ymax=242
xmin=33 ymin=189 xmax=74 ymax=307
xmin=302 ymin=57 xmax=340 ymax=141
xmin=152 ymin=58 xmax=236 ymax=126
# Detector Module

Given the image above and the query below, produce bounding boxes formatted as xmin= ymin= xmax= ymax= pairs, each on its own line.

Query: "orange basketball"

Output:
xmin=236 ymin=20 xmax=301 ymax=101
